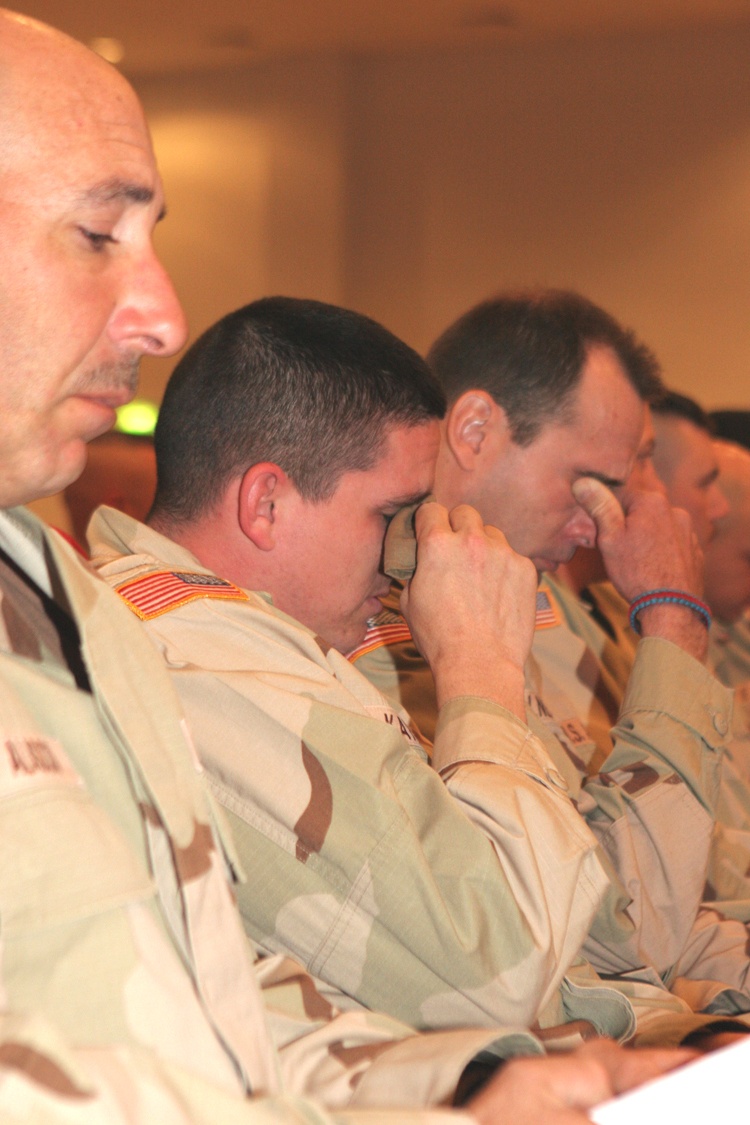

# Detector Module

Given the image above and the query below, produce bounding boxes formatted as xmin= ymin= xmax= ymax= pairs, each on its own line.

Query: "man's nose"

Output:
xmin=108 ymin=250 xmax=188 ymax=358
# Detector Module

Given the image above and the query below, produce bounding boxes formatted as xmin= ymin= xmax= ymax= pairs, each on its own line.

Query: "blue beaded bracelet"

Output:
xmin=628 ymin=589 xmax=712 ymax=634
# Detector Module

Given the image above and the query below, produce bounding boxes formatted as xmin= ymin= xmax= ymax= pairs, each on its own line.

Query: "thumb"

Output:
xmin=572 ymin=477 xmax=625 ymax=542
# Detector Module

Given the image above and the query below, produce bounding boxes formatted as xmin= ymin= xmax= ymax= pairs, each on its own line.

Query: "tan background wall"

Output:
xmin=133 ymin=22 xmax=750 ymax=410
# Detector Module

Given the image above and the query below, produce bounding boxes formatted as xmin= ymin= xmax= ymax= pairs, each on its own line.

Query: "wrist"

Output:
xmin=629 ymin=589 xmax=711 ymax=634
xmin=434 ymin=658 xmax=527 ymax=721
xmin=634 ymin=603 xmax=709 ymax=662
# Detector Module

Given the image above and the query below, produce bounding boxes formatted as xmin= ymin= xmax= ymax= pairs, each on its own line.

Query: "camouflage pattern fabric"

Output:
xmin=574 ymin=584 xmax=750 ymax=936
xmin=89 ymin=507 xmax=635 ymax=1041
xmin=0 ymin=506 xmax=534 ymax=1123
xmin=90 ymin=508 xmax=736 ymax=1047
xmin=355 ymin=574 xmax=732 ymax=987
xmin=710 ymin=613 xmax=750 ymax=787
xmin=710 ymin=613 xmax=750 ymax=690
xmin=527 ymin=578 xmax=750 ymax=1010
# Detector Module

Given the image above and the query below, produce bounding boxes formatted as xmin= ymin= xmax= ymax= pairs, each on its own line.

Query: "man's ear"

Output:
xmin=444 ymin=390 xmax=510 ymax=471
xmin=237 ymin=462 xmax=287 ymax=551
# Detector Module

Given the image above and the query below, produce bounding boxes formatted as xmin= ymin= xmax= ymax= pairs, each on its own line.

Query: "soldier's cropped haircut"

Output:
xmin=152 ymin=296 xmax=446 ymax=524
xmin=427 ymin=290 xmax=663 ymax=446
xmin=652 ymin=389 xmax=714 ymax=434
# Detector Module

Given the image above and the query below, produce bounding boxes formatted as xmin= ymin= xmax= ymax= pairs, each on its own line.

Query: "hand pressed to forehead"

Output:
xmin=572 ymin=475 xmax=704 ymax=606
xmin=571 ymin=477 xmax=626 ymax=542
xmin=398 ymin=500 xmax=537 ymax=719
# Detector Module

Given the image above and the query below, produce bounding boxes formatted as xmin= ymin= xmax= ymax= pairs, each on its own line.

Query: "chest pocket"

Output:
xmin=0 ymin=654 xmax=155 ymax=939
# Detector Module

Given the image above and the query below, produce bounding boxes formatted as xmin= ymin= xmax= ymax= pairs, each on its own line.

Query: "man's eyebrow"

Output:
xmin=75 ymin=179 xmax=166 ymax=220
xmin=575 ymin=470 xmax=626 ymax=489
xmin=384 ymin=489 xmax=432 ymax=510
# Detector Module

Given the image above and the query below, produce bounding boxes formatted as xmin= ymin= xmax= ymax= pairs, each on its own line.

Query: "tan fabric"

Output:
xmin=383 ymin=501 xmax=420 ymax=582
xmin=89 ymin=506 xmax=639 ymax=1042
xmin=710 ymin=613 xmax=750 ymax=690
xmin=527 ymin=578 xmax=750 ymax=1013
xmin=0 ymin=505 xmax=526 ymax=1123
xmin=349 ymin=571 xmax=750 ymax=1023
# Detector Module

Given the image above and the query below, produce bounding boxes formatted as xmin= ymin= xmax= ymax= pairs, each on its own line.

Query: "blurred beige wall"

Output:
xmin=132 ymin=23 xmax=750 ymax=407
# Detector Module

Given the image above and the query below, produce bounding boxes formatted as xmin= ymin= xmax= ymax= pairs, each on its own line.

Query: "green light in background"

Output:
xmin=115 ymin=400 xmax=159 ymax=436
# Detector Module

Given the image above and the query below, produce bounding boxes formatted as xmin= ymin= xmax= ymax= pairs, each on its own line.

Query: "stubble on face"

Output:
xmin=0 ymin=14 xmax=175 ymax=506
xmin=473 ymin=347 xmax=645 ymax=571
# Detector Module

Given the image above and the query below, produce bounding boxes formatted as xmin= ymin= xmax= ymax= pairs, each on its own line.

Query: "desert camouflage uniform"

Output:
xmin=0 ymin=505 xmax=538 ymax=1123
xmin=710 ymin=616 xmax=750 ymax=792
xmin=90 ymin=509 xmax=625 ymax=1036
xmin=90 ymin=508 xmax=734 ymax=1048
xmin=526 ymin=577 xmax=750 ymax=1004
xmin=354 ymin=572 xmax=732 ymax=985
xmin=710 ymin=612 xmax=750 ymax=691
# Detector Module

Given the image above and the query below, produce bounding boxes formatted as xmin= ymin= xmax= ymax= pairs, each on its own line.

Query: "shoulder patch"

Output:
xmin=115 ymin=570 xmax=249 ymax=620
xmin=348 ymin=612 xmax=413 ymax=662
xmin=535 ymin=587 xmax=561 ymax=630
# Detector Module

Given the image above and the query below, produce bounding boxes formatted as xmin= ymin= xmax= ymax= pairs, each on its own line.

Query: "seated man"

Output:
xmin=420 ymin=344 xmax=750 ymax=993
xmin=704 ymin=440 xmax=750 ymax=690
xmin=91 ymin=297 xmax=737 ymax=1046
xmin=651 ymin=392 xmax=729 ymax=550
xmin=347 ymin=293 xmax=750 ymax=1009
xmin=0 ymin=8 xmax=674 ymax=1121
xmin=563 ymin=396 xmax=750 ymax=920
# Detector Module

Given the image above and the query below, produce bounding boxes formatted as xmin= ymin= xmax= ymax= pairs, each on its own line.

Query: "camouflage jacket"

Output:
xmin=528 ymin=578 xmax=750 ymax=1011
xmin=87 ymin=507 xmax=650 ymax=1045
xmin=710 ymin=614 xmax=750 ymax=690
xmin=709 ymin=614 xmax=750 ymax=837
xmin=0 ymin=506 xmax=532 ymax=1123
xmin=348 ymin=571 xmax=750 ymax=1022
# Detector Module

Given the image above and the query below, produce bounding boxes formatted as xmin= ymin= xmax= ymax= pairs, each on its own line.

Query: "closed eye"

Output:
xmin=78 ymin=227 xmax=117 ymax=252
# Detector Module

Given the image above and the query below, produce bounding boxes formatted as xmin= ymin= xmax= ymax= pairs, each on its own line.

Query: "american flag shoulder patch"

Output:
xmin=114 ymin=570 xmax=249 ymax=620
xmin=348 ymin=610 xmax=414 ymax=663
xmin=535 ymin=587 xmax=561 ymax=630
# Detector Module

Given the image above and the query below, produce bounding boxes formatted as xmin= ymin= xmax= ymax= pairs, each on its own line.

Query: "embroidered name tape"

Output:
xmin=362 ymin=705 xmax=422 ymax=748
xmin=0 ymin=735 xmax=82 ymax=795
xmin=115 ymin=570 xmax=248 ymax=620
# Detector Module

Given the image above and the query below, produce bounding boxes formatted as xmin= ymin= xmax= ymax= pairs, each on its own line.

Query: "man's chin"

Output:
xmin=530 ymin=543 xmax=579 ymax=575
xmin=25 ymin=439 xmax=90 ymax=506
xmin=531 ymin=556 xmax=560 ymax=575
xmin=338 ymin=618 xmax=375 ymax=657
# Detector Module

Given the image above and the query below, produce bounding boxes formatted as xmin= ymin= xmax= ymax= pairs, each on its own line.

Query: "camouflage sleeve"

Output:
xmin=524 ymin=580 xmax=750 ymax=1002
xmin=509 ymin=578 xmax=734 ymax=980
xmin=354 ymin=620 xmax=730 ymax=983
xmin=577 ymin=637 xmax=729 ymax=977
xmin=705 ymin=695 xmax=750 ymax=918
xmin=254 ymin=951 xmax=542 ymax=1109
xmin=558 ymin=955 xmax=750 ymax=1047
xmin=160 ymin=601 xmax=608 ymax=1032
xmin=0 ymin=1011 xmax=474 ymax=1124
xmin=88 ymin=511 xmax=614 ymax=1033
xmin=709 ymin=615 xmax=750 ymax=689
